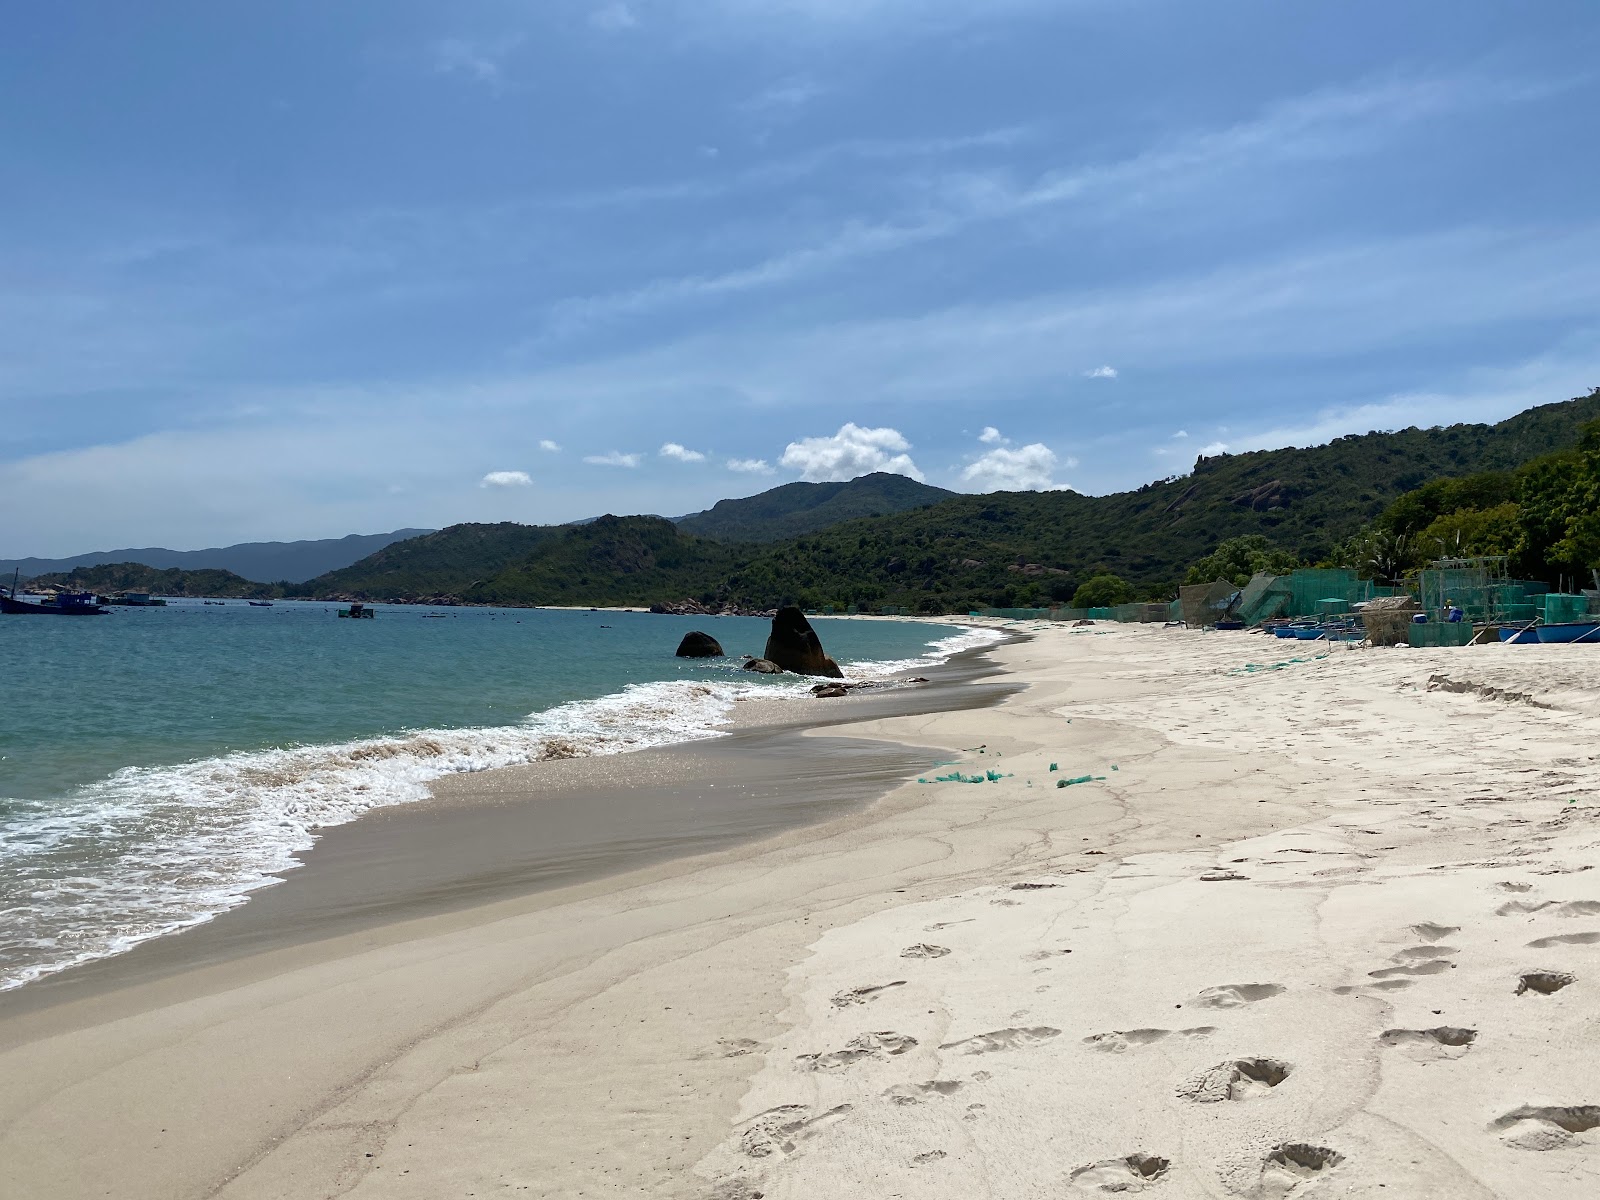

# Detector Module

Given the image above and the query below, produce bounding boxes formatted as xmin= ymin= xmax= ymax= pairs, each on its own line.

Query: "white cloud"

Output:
xmin=1084 ymin=365 xmax=1118 ymax=379
xmin=779 ymin=423 xmax=923 ymax=482
xmin=539 ymin=439 xmax=561 ymax=452
xmin=978 ymin=425 xmax=1005 ymax=444
xmin=727 ymin=457 xmax=775 ymax=474
xmin=660 ymin=442 xmax=707 ymax=462
xmin=590 ymin=3 xmax=638 ymax=31
xmin=742 ymin=76 xmax=825 ymax=116
xmin=961 ymin=443 xmax=1068 ymax=492
xmin=582 ymin=451 xmax=643 ymax=467
xmin=1198 ymin=442 xmax=1229 ymax=456
xmin=1173 ymin=430 xmax=1189 ymax=438
xmin=431 ymin=36 xmax=523 ymax=85
xmin=480 ymin=470 xmax=533 ymax=488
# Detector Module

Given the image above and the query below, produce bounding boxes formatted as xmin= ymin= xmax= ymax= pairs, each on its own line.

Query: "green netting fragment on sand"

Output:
xmin=1056 ymin=774 xmax=1106 ymax=788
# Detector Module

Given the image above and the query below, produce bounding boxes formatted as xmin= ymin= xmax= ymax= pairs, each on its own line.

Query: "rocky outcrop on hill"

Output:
xmin=675 ymin=631 xmax=724 ymax=657
xmin=763 ymin=606 xmax=844 ymax=678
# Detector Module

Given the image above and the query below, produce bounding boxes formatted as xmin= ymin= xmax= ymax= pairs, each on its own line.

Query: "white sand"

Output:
xmin=4 ymin=625 xmax=1599 ymax=1198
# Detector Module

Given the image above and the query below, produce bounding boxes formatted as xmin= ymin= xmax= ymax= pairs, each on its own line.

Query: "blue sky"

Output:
xmin=5 ymin=1 xmax=1600 ymax=554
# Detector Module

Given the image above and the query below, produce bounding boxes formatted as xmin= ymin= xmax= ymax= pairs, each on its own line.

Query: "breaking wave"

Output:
xmin=0 ymin=624 xmax=999 ymax=990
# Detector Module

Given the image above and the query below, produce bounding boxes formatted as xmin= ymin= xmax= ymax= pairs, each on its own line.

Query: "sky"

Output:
xmin=4 ymin=1 xmax=1600 ymax=555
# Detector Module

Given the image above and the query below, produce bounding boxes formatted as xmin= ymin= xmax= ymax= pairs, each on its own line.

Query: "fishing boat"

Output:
xmin=1 ymin=573 xmax=105 ymax=616
xmin=1534 ymin=621 xmax=1600 ymax=644
xmin=107 ymin=592 xmax=166 ymax=607
xmin=248 ymin=600 xmax=274 ymax=607
xmin=338 ymin=602 xmax=375 ymax=619
xmin=1497 ymin=625 xmax=1540 ymax=644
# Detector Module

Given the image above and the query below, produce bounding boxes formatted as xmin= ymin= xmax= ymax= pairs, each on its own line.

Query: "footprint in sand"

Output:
xmin=830 ymin=981 xmax=907 ymax=1007
xmin=1176 ymin=1057 xmax=1292 ymax=1103
xmin=901 ymin=943 xmax=952 ymax=959
xmin=1555 ymin=900 xmax=1600 ymax=917
xmin=1409 ymin=922 xmax=1460 ymax=941
xmin=1369 ymin=959 xmax=1455 ymax=979
xmin=1491 ymin=1105 xmax=1600 ymax=1151
xmin=737 ymin=1103 xmax=853 ymax=1158
xmin=1194 ymin=983 xmax=1285 ymax=1009
xmin=1527 ymin=931 xmax=1600 ymax=949
xmin=939 ymin=1026 xmax=1061 ymax=1054
xmin=1083 ymin=1027 xmax=1215 ymax=1053
xmin=1515 ymin=970 xmax=1575 ymax=996
xmin=1379 ymin=1027 xmax=1477 ymax=1060
xmin=796 ymin=1032 xmax=917 ymax=1071
xmin=1068 ymin=1153 xmax=1170 ymax=1192
xmin=1498 ymin=900 xmax=1556 ymax=916
xmin=883 ymin=1080 xmax=964 ymax=1105
xmin=910 ymin=1150 xmax=947 ymax=1166
xmin=1392 ymin=945 xmax=1459 ymax=960
xmin=1254 ymin=1144 xmax=1343 ymax=1198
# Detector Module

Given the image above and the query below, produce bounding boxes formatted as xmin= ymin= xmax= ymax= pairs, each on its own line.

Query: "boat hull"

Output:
xmin=1534 ymin=621 xmax=1600 ymax=644
xmin=1498 ymin=626 xmax=1540 ymax=644
xmin=1 ymin=595 xmax=106 ymax=615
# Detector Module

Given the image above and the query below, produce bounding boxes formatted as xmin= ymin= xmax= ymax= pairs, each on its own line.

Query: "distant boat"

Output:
xmin=107 ymin=592 xmax=166 ymax=607
xmin=338 ymin=602 xmax=375 ymax=619
xmin=1 ymin=572 xmax=105 ymax=616
xmin=248 ymin=600 xmax=274 ymax=607
xmin=203 ymin=600 xmax=226 ymax=606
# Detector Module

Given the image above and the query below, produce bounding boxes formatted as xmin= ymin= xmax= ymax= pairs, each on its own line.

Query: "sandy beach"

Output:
xmin=4 ymin=623 xmax=1599 ymax=1198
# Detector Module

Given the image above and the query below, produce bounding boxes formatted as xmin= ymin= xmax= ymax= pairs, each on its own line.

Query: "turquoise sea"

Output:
xmin=0 ymin=601 xmax=991 ymax=990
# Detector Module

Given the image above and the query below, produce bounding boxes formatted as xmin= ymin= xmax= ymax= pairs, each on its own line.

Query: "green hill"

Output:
xmin=25 ymin=563 xmax=280 ymax=599
xmin=305 ymin=516 xmax=738 ymax=606
xmin=674 ymin=472 xmax=953 ymax=542
xmin=304 ymin=522 xmax=562 ymax=598
xmin=305 ymin=391 xmax=1600 ymax=611
xmin=717 ymin=390 xmax=1600 ymax=611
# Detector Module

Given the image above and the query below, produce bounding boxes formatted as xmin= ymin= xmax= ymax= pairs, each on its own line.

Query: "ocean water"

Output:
xmin=0 ymin=601 xmax=994 ymax=990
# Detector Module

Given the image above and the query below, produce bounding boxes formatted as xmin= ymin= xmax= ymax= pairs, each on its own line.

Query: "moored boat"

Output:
xmin=1 ymin=585 xmax=106 ymax=616
xmin=247 ymin=600 xmax=274 ymax=607
xmin=1534 ymin=621 xmax=1600 ymax=644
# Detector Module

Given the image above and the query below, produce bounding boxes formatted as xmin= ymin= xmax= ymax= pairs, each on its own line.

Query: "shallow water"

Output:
xmin=0 ymin=601 xmax=992 ymax=989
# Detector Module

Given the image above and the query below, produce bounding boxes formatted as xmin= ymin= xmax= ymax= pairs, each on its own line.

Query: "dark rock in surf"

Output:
xmin=764 ymin=606 xmax=844 ymax=678
xmin=675 ymin=631 xmax=724 ymax=658
xmin=812 ymin=683 xmax=849 ymax=698
xmin=742 ymin=658 xmax=784 ymax=674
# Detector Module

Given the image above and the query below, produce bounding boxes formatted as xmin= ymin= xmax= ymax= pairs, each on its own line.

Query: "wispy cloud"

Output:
xmin=431 ymin=35 xmax=524 ymax=86
xmin=539 ymin=438 xmax=562 ymax=452
xmin=1084 ymin=365 xmax=1117 ymax=379
xmin=582 ymin=450 xmax=644 ymax=467
xmin=727 ymin=457 xmax=775 ymax=474
xmin=660 ymin=441 xmax=706 ymax=462
xmin=533 ymin=73 xmax=1551 ymax=340
xmin=590 ymin=3 xmax=639 ymax=32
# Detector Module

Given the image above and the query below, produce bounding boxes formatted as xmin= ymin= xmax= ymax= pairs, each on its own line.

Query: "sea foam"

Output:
xmin=0 ymin=624 xmax=999 ymax=990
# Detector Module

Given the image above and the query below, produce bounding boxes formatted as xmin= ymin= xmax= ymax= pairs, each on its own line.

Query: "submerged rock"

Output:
xmin=675 ymin=631 xmax=724 ymax=658
xmin=764 ymin=607 xmax=844 ymax=678
xmin=742 ymin=657 xmax=784 ymax=674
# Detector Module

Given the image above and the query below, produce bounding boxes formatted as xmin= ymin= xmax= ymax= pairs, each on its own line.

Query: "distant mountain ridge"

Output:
xmin=2 ymin=529 xmax=434 ymax=584
xmin=674 ymin=472 xmax=954 ymax=542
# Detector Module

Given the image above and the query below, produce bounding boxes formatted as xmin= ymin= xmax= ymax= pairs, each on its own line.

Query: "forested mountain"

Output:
xmin=3 ymin=529 xmax=432 ymax=584
xmin=305 ymin=391 xmax=1600 ymax=612
xmin=300 ymin=516 xmax=737 ymax=606
xmin=675 ymin=473 xmax=954 ymax=542
xmin=25 ymin=564 xmax=280 ymax=599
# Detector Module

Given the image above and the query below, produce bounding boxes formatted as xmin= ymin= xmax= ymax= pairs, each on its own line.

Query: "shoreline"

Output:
xmin=6 ymin=626 xmax=1597 ymax=1198
xmin=0 ymin=627 xmax=1016 ymax=1021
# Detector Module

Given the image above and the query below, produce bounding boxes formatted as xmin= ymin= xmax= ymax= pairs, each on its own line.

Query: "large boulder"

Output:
xmin=763 ymin=607 xmax=844 ymax=678
xmin=675 ymin=631 xmax=724 ymax=658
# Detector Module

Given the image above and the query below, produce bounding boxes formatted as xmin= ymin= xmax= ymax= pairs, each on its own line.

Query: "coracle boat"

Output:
xmin=1534 ymin=621 xmax=1600 ymax=644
